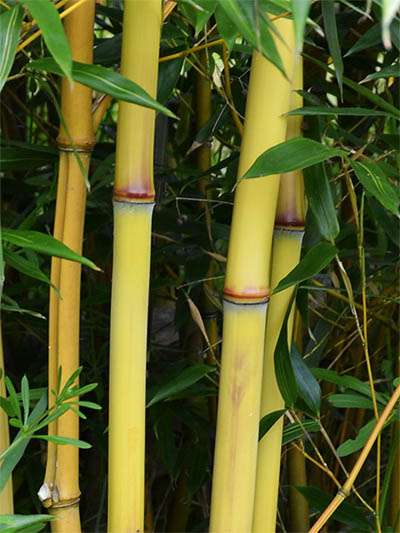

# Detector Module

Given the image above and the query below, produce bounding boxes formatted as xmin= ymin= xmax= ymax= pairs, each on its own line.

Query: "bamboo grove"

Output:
xmin=0 ymin=1 xmax=399 ymax=532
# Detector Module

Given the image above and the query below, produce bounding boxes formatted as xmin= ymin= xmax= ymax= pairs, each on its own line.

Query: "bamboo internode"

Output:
xmin=108 ymin=1 xmax=162 ymax=531
xmin=209 ymin=18 xmax=295 ymax=533
xmin=253 ymin=57 xmax=304 ymax=533
xmin=40 ymin=1 xmax=96 ymax=531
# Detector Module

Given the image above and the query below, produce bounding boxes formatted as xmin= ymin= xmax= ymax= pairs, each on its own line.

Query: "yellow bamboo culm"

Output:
xmin=252 ymin=57 xmax=304 ymax=533
xmin=38 ymin=1 xmax=95 ymax=531
xmin=209 ymin=18 xmax=295 ymax=533
xmin=0 ymin=324 xmax=13 ymax=514
xmin=108 ymin=2 xmax=161 ymax=532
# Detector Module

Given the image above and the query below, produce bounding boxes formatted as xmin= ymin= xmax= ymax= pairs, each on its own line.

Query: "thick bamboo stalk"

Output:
xmin=0 ymin=324 xmax=13 ymax=514
xmin=39 ymin=1 xmax=95 ymax=530
xmin=108 ymin=2 xmax=161 ymax=531
xmin=252 ymin=57 xmax=304 ymax=533
xmin=209 ymin=18 xmax=295 ymax=533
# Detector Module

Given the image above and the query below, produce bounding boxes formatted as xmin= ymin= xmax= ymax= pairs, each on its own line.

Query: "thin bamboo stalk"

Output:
xmin=108 ymin=2 xmax=161 ymax=531
xmin=252 ymin=56 xmax=304 ymax=533
xmin=43 ymin=152 xmax=68 ymax=501
xmin=0 ymin=323 xmax=13 ymax=514
xmin=287 ymin=312 xmax=309 ymax=533
xmin=209 ymin=18 xmax=295 ymax=533
xmin=310 ymin=384 xmax=400 ymax=533
xmin=38 ymin=1 xmax=95 ymax=530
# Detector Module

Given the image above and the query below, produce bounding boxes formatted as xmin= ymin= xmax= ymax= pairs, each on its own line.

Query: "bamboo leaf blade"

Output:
xmin=274 ymin=313 xmax=298 ymax=407
xmin=242 ymin=138 xmax=344 ymax=179
xmin=21 ymin=0 xmax=72 ymax=79
xmin=147 ymin=364 xmax=216 ymax=407
xmin=2 ymin=229 xmax=100 ymax=271
xmin=0 ymin=5 xmax=23 ymax=93
xmin=3 ymin=249 xmax=51 ymax=285
xmin=0 ymin=514 xmax=53 ymax=532
xmin=29 ymin=58 xmax=176 ymax=118
xmin=361 ymin=64 xmax=400 ymax=82
xmin=304 ymin=164 xmax=340 ymax=241
xmin=273 ymin=242 xmax=337 ymax=294
xmin=337 ymin=419 xmax=376 ymax=457
xmin=351 ymin=160 xmax=400 ymax=215
xmin=291 ymin=0 xmax=311 ymax=52
xmin=217 ymin=0 xmax=284 ymax=74
xmin=290 ymin=345 xmax=321 ymax=415
xmin=259 ymin=409 xmax=286 ymax=441
xmin=34 ymin=434 xmax=92 ymax=449
xmin=321 ymin=0 xmax=344 ymax=97
xmin=288 ymin=106 xmax=390 ymax=116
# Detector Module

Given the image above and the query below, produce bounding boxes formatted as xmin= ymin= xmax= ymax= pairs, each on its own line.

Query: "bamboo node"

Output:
xmin=49 ymin=496 xmax=80 ymax=509
xmin=57 ymin=141 xmax=95 ymax=153
xmin=223 ymin=287 xmax=269 ymax=305
xmin=337 ymin=487 xmax=350 ymax=498
xmin=113 ymin=191 xmax=155 ymax=203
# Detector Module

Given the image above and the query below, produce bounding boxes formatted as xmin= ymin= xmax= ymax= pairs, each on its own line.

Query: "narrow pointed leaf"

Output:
xmin=29 ymin=57 xmax=176 ymax=118
xmin=22 ymin=0 xmax=72 ymax=78
xmin=351 ymin=160 xmax=399 ymax=215
xmin=274 ymin=242 xmax=337 ymax=294
xmin=282 ymin=420 xmax=320 ymax=445
xmin=322 ymin=0 xmax=344 ymax=97
xmin=274 ymin=311 xmax=298 ymax=407
xmin=259 ymin=409 xmax=286 ymax=441
xmin=147 ymin=364 xmax=216 ymax=407
xmin=35 ymin=435 xmax=92 ymax=449
xmin=291 ymin=345 xmax=321 ymax=415
xmin=361 ymin=64 xmax=400 ymax=83
xmin=4 ymin=249 xmax=51 ymax=285
xmin=291 ymin=0 xmax=311 ymax=52
xmin=242 ymin=138 xmax=344 ymax=179
xmin=0 ymin=4 xmax=23 ymax=92
xmin=288 ymin=106 xmax=389 ymax=116
xmin=21 ymin=376 xmax=30 ymax=425
xmin=2 ymin=229 xmax=100 ymax=271
xmin=304 ymin=163 xmax=340 ymax=240
xmin=218 ymin=0 xmax=284 ymax=74
xmin=337 ymin=419 xmax=375 ymax=457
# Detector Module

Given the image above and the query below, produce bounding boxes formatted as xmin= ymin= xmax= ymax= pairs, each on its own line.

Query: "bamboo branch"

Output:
xmin=309 ymin=384 xmax=400 ymax=533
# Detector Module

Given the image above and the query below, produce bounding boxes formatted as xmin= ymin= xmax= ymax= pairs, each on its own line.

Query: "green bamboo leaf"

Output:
xmin=2 ymin=229 xmax=100 ymax=271
xmin=288 ymin=106 xmax=389 ymax=116
xmin=0 ymin=396 xmax=15 ymax=418
xmin=291 ymin=0 xmax=311 ymax=52
xmin=22 ymin=0 xmax=72 ymax=79
xmin=274 ymin=242 xmax=337 ymax=294
xmin=147 ymin=364 xmax=216 ymax=407
xmin=0 ymin=393 xmax=47 ymax=492
xmin=29 ymin=58 xmax=176 ymax=118
xmin=382 ymin=0 xmax=400 ymax=49
xmin=21 ymin=376 xmax=30 ymax=426
xmin=282 ymin=420 xmax=320 ymax=445
xmin=312 ymin=368 xmax=389 ymax=405
xmin=259 ymin=409 xmax=286 ymax=441
xmin=322 ymin=0 xmax=344 ymax=98
xmin=297 ymin=486 xmax=371 ymax=529
xmin=179 ymin=0 xmax=217 ymax=36
xmin=345 ymin=23 xmax=381 ymax=56
xmin=243 ymin=138 xmax=344 ymax=179
xmin=328 ymin=393 xmax=374 ymax=409
xmin=291 ymin=345 xmax=321 ymax=415
xmin=215 ymin=5 xmax=238 ymax=50
xmin=361 ymin=64 xmax=400 ymax=83
xmin=0 ymin=143 xmax=57 ymax=171
xmin=218 ymin=0 xmax=284 ymax=74
xmin=4 ymin=376 xmax=21 ymax=422
xmin=0 ymin=4 xmax=23 ymax=92
xmin=0 ymin=514 xmax=53 ymax=532
xmin=274 ymin=310 xmax=298 ymax=407
xmin=351 ymin=160 xmax=399 ymax=215
xmin=304 ymin=53 xmax=400 ymax=118
xmin=304 ymin=163 xmax=340 ymax=241
xmin=35 ymin=435 xmax=92 ymax=449
xmin=4 ymin=249 xmax=51 ymax=285
xmin=337 ymin=419 xmax=375 ymax=457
